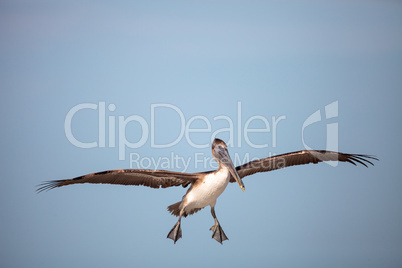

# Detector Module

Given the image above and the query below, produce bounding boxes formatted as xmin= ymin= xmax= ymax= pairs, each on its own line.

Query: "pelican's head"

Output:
xmin=211 ymin=138 xmax=245 ymax=191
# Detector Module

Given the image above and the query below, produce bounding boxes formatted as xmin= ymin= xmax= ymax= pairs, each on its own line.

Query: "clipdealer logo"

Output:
xmin=64 ymin=101 xmax=338 ymax=170
xmin=302 ymin=101 xmax=339 ymax=167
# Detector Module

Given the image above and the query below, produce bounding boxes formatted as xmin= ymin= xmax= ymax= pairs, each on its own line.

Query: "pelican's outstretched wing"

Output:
xmin=230 ymin=150 xmax=378 ymax=182
xmin=37 ymin=169 xmax=201 ymax=193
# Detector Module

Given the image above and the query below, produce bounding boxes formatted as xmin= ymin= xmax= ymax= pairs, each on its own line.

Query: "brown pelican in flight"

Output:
xmin=37 ymin=138 xmax=377 ymax=244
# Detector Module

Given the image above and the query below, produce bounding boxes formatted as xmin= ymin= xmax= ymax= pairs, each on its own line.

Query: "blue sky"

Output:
xmin=1 ymin=1 xmax=401 ymax=267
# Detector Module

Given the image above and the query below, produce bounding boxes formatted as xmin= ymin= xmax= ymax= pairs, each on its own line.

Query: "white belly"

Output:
xmin=184 ymin=167 xmax=230 ymax=210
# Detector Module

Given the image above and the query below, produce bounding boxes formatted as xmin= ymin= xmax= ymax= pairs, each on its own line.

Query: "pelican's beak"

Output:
xmin=214 ymin=146 xmax=245 ymax=191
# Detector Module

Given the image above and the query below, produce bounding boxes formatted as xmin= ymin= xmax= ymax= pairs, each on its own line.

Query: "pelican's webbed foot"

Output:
xmin=167 ymin=221 xmax=182 ymax=244
xmin=210 ymin=221 xmax=228 ymax=244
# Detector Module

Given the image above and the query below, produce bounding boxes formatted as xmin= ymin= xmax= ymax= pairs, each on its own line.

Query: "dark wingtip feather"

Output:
xmin=349 ymin=156 xmax=368 ymax=167
xmin=348 ymin=154 xmax=378 ymax=168
xmin=36 ymin=180 xmax=64 ymax=193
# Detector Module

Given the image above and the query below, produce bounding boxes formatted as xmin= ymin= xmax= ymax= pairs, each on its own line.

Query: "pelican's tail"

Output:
xmin=167 ymin=201 xmax=203 ymax=217
xmin=167 ymin=202 xmax=182 ymax=217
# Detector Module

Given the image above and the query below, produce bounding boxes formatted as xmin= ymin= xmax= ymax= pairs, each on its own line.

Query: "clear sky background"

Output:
xmin=1 ymin=1 xmax=401 ymax=267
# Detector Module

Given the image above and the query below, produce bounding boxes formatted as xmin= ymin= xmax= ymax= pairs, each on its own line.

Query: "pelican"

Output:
xmin=37 ymin=138 xmax=377 ymax=244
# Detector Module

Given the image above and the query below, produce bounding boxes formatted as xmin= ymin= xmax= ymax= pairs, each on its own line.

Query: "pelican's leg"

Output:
xmin=209 ymin=206 xmax=228 ymax=244
xmin=167 ymin=210 xmax=184 ymax=244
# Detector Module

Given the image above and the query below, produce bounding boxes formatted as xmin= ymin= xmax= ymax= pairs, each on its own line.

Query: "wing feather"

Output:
xmin=230 ymin=150 xmax=378 ymax=182
xmin=37 ymin=169 xmax=201 ymax=193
